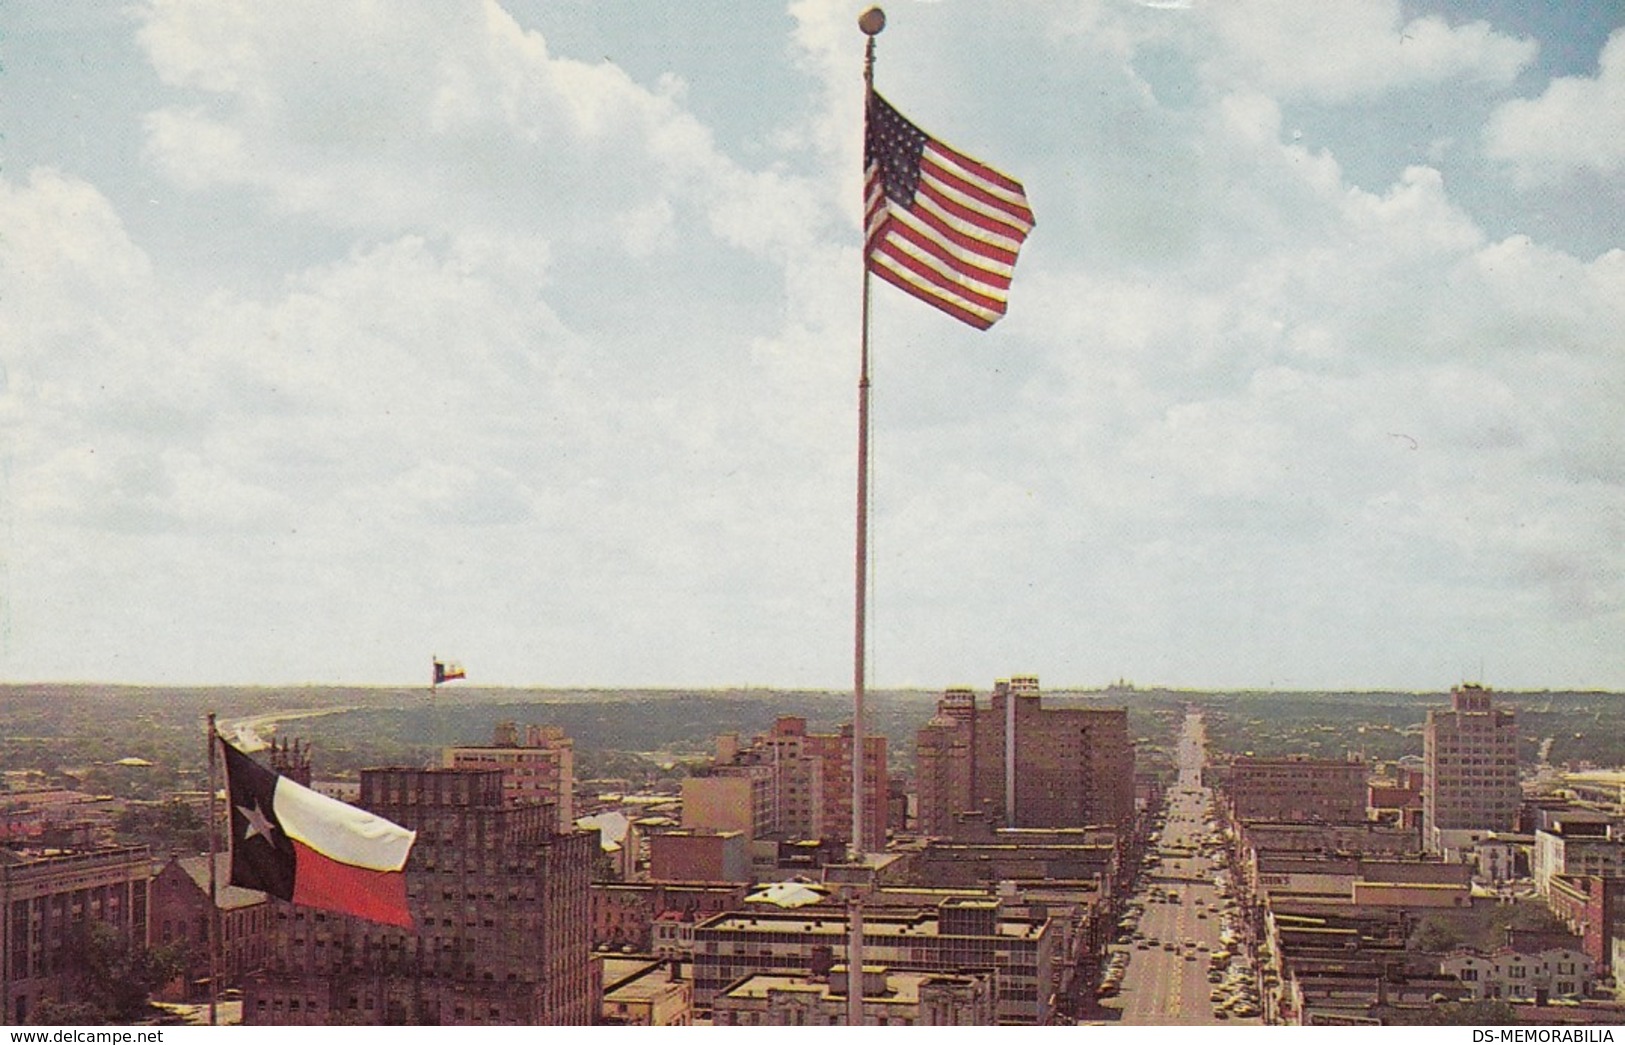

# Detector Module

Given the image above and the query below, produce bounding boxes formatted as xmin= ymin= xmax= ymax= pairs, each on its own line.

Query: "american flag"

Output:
xmin=864 ymin=91 xmax=1035 ymax=330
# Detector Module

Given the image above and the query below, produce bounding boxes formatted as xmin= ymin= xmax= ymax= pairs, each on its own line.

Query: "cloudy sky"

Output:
xmin=2 ymin=1 xmax=1622 ymax=692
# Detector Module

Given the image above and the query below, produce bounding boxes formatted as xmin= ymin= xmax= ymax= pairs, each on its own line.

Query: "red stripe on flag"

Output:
xmin=291 ymin=838 xmax=415 ymax=929
xmin=915 ymin=181 xmax=1029 ymax=257
xmin=929 ymin=140 xmax=1029 ymax=199
xmin=884 ymin=215 xmax=1015 ymax=289
xmin=870 ymin=232 xmax=1011 ymax=315
xmin=920 ymin=153 xmax=1035 ymax=231
xmin=870 ymin=264 xmax=997 ymax=330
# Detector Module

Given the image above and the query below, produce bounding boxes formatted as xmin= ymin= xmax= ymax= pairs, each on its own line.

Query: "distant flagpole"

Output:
xmin=206 ymin=711 xmax=220 ymax=1027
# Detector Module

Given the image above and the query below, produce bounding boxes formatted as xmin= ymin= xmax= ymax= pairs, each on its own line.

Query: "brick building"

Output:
xmin=648 ymin=830 xmax=748 ymax=884
xmin=444 ymin=722 xmax=575 ymax=831
xmin=0 ymin=845 xmax=151 ymax=1023
xmin=685 ymin=717 xmax=886 ymax=852
xmin=590 ymin=881 xmax=748 ymax=953
xmin=915 ymin=689 xmax=977 ymax=837
xmin=915 ymin=677 xmax=1133 ymax=836
xmin=150 ymin=854 xmax=269 ymax=999
xmin=244 ymin=766 xmax=595 ymax=1025
xmin=1223 ymin=755 xmax=1369 ymax=823
xmin=1543 ymin=874 xmax=1623 ymax=970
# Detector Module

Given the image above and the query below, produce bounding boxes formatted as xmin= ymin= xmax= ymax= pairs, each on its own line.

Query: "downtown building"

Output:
xmin=915 ymin=677 xmax=1134 ymax=836
xmin=684 ymin=716 xmax=886 ymax=852
xmin=1422 ymin=684 xmax=1521 ymax=853
xmin=0 ymin=844 xmax=151 ymax=1023
xmin=444 ymin=722 xmax=575 ymax=832
xmin=1221 ymin=754 xmax=1370 ymax=823
xmin=244 ymin=766 xmax=595 ymax=1026
xmin=690 ymin=897 xmax=1057 ymax=1024
xmin=150 ymin=853 xmax=270 ymax=1000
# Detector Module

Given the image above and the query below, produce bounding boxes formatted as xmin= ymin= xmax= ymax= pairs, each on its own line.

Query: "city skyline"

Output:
xmin=2 ymin=2 xmax=1623 ymax=692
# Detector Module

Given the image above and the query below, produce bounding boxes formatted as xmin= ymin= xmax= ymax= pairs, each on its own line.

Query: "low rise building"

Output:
xmin=713 ymin=964 xmax=995 ymax=1026
xmin=150 ymin=853 xmax=270 ymax=999
xmin=1440 ymin=930 xmax=1594 ymax=1002
xmin=599 ymin=956 xmax=692 ymax=1026
xmin=691 ymin=897 xmax=1056 ymax=1024
xmin=590 ymin=881 xmax=748 ymax=953
xmin=1473 ymin=832 xmax=1533 ymax=883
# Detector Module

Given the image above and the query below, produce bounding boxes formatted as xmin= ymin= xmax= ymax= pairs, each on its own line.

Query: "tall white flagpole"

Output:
xmin=849 ymin=6 xmax=886 ymax=1028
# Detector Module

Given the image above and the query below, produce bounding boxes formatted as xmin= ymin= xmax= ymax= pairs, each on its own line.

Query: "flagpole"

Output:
xmin=849 ymin=6 xmax=885 ymax=1029
xmin=206 ymin=712 xmax=220 ymax=1027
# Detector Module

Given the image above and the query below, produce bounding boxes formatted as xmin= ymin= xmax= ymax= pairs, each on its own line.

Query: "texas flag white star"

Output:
xmin=237 ymin=800 xmax=278 ymax=844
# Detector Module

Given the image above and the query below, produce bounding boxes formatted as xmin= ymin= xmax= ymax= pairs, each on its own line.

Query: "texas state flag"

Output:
xmin=220 ymin=736 xmax=417 ymax=929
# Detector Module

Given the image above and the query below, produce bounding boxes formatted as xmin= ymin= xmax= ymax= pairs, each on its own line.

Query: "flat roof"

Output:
xmin=699 ymin=909 xmax=1045 ymax=940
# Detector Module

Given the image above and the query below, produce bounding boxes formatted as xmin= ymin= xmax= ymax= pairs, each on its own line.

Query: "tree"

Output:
xmin=1385 ymin=1000 xmax=1519 ymax=1026
xmin=37 ymin=921 xmax=188 ymax=1024
xmin=114 ymin=800 xmax=210 ymax=853
xmin=1411 ymin=914 xmax=1463 ymax=954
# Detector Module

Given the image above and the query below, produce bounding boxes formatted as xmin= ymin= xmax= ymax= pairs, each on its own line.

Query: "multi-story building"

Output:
xmin=1533 ymin=820 xmax=1625 ymax=897
xmin=691 ymin=897 xmax=1056 ymax=1024
xmin=682 ymin=767 xmax=775 ymax=841
xmin=268 ymin=737 xmax=313 ymax=787
xmin=914 ymin=677 xmax=1133 ymax=835
xmin=648 ymin=830 xmax=748 ymax=883
xmin=150 ymin=854 xmax=270 ymax=1000
xmin=244 ymin=766 xmax=595 ymax=1026
xmin=713 ymin=964 xmax=995 ymax=1026
xmin=1223 ymin=755 xmax=1369 ymax=823
xmin=915 ymin=689 xmax=978 ymax=837
xmin=685 ymin=717 xmax=886 ymax=852
xmin=800 ymin=721 xmax=887 ymax=853
xmin=1544 ymin=875 xmax=1623 ymax=970
xmin=0 ymin=845 xmax=151 ymax=1023
xmin=754 ymin=720 xmax=826 ymax=842
xmin=1422 ymin=684 xmax=1520 ymax=853
xmin=444 ymin=722 xmax=575 ymax=831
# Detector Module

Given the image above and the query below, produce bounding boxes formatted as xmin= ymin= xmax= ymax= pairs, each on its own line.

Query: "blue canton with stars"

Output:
xmin=867 ymin=92 xmax=929 ymax=207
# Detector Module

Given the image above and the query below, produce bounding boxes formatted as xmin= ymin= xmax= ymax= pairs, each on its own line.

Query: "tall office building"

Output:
xmin=914 ymin=677 xmax=1133 ymax=835
xmin=1422 ymin=683 xmax=1521 ymax=853
xmin=245 ymin=766 xmax=595 ymax=1026
xmin=915 ymin=689 xmax=977 ymax=837
xmin=444 ymin=722 xmax=575 ymax=831
xmin=687 ymin=717 xmax=885 ymax=851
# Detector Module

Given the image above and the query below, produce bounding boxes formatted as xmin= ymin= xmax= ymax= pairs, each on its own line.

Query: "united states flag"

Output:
xmin=864 ymin=91 xmax=1035 ymax=330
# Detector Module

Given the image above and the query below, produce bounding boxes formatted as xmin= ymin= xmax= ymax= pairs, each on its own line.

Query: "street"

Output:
xmin=1097 ymin=709 xmax=1263 ymax=1025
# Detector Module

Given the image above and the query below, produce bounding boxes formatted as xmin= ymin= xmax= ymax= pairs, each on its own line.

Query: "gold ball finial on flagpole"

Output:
xmin=858 ymin=7 xmax=886 ymax=36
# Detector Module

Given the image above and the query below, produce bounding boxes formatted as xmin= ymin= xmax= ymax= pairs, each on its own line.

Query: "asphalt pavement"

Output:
xmin=1098 ymin=709 xmax=1263 ymax=1026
